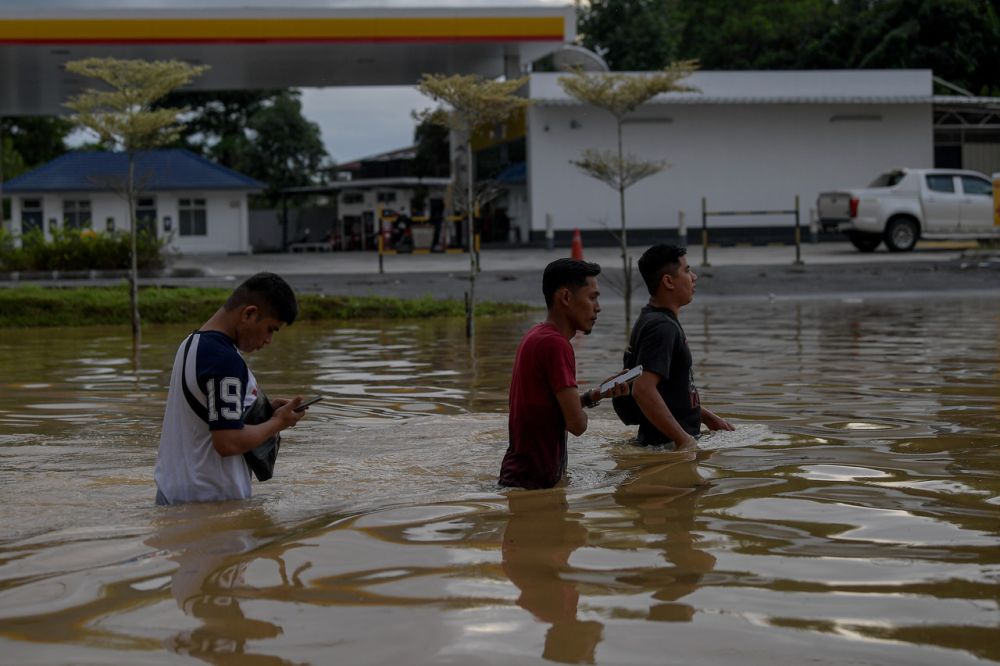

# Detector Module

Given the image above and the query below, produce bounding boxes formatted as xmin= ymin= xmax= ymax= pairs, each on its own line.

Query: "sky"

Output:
xmin=299 ymin=86 xmax=434 ymax=163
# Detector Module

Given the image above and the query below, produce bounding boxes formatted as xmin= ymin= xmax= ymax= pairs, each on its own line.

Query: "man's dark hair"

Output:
xmin=225 ymin=272 xmax=298 ymax=324
xmin=638 ymin=244 xmax=687 ymax=295
xmin=542 ymin=258 xmax=601 ymax=307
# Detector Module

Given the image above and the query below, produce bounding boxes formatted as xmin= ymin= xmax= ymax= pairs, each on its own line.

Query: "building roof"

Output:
xmin=284 ymin=176 xmax=451 ymax=194
xmin=0 ymin=3 xmax=573 ymax=115
xmin=496 ymin=161 xmax=525 ymax=185
xmin=529 ymin=70 xmax=1000 ymax=107
xmin=337 ymin=145 xmax=419 ymax=171
xmin=2 ymin=149 xmax=265 ymax=193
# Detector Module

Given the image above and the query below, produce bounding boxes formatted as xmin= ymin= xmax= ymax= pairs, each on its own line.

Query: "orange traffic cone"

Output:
xmin=571 ymin=228 xmax=584 ymax=260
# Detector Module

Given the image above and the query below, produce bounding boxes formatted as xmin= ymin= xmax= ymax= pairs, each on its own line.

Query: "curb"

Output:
xmin=0 ymin=267 xmax=208 ymax=282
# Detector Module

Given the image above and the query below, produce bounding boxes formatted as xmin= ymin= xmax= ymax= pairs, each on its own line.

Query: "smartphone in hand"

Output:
xmin=599 ymin=366 xmax=643 ymax=395
xmin=293 ymin=395 xmax=323 ymax=412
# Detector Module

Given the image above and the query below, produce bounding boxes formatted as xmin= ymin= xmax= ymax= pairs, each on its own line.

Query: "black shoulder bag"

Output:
xmin=241 ymin=388 xmax=281 ymax=482
xmin=612 ymin=310 xmax=678 ymax=425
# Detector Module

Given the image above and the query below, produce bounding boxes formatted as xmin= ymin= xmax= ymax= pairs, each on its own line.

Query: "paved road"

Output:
xmin=159 ymin=240 xmax=997 ymax=305
xmin=169 ymin=240 xmax=981 ymax=278
xmin=5 ymin=241 xmax=996 ymax=304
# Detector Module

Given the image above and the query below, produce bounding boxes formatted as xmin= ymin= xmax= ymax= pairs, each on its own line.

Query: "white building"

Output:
xmin=524 ymin=69 xmax=1000 ymax=243
xmin=3 ymin=149 xmax=262 ymax=254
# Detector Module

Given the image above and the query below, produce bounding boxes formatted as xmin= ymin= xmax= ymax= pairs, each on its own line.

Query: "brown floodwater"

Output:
xmin=1 ymin=297 xmax=999 ymax=665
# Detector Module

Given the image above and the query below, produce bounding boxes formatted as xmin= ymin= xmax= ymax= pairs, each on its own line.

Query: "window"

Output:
xmin=960 ymin=176 xmax=992 ymax=196
xmin=868 ymin=171 xmax=905 ymax=188
xmin=135 ymin=197 xmax=157 ymax=237
xmin=376 ymin=191 xmax=397 ymax=203
xmin=20 ymin=199 xmax=42 ymax=235
xmin=63 ymin=199 xmax=92 ymax=230
xmin=179 ymin=198 xmax=207 ymax=236
xmin=342 ymin=192 xmax=364 ymax=205
xmin=926 ymin=175 xmax=956 ymax=193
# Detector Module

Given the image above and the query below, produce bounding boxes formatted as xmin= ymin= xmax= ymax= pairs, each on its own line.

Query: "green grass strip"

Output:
xmin=0 ymin=285 xmax=536 ymax=328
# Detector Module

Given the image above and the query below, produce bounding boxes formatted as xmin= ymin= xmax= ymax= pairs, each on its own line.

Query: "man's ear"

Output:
xmin=240 ymin=304 xmax=259 ymax=322
xmin=555 ymin=286 xmax=571 ymax=308
xmin=661 ymin=272 xmax=674 ymax=291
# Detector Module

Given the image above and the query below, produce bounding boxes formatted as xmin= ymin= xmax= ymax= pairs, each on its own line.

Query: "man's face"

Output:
xmin=567 ymin=276 xmax=601 ymax=335
xmin=236 ymin=307 xmax=284 ymax=353
xmin=667 ymin=257 xmax=697 ymax=305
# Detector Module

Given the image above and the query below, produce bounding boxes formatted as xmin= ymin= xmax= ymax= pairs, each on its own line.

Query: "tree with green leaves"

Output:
xmin=578 ymin=0 xmax=679 ymax=71
xmin=157 ymin=89 xmax=328 ymax=200
xmin=560 ymin=61 xmax=698 ymax=334
xmin=64 ymin=57 xmax=209 ymax=359
xmin=231 ymin=91 xmax=328 ymax=206
xmin=157 ymin=89 xmax=284 ymax=166
xmin=580 ymin=0 xmax=1000 ymax=95
xmin=0 ymin=116 xmax=72 ymax=175
xmin=1 ymin=116 xmax=72 ymax=220
xmin=416 ymin=73 xmax=530 ymax=340
xmin=413 ymin=118 xmax=451 ymax=178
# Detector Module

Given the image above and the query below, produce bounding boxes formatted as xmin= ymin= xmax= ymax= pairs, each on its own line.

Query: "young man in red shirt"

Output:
xmin=499 ymin=258 xmax=629 ymax=489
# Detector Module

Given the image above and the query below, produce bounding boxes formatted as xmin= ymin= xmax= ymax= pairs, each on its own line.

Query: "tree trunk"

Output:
xmin=617 ymin=120 xmax=631 ymax=339
xmin=127 ymin=153 xmax=141 ymax=368
xmin=465 ymin=137 xmax=476 ymax=341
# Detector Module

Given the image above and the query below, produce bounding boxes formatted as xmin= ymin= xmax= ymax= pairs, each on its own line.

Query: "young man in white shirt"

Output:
xmin=154 ymin=272 xmax=306 ymax=504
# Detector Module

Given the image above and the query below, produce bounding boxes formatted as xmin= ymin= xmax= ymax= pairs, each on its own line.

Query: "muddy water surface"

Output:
xmin=1 ymin=297 xmax=998 ymax=665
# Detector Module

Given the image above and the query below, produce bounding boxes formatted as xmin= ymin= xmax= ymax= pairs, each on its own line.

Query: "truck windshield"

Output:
xmin=868 ymin=171 xmax=905 ymax=188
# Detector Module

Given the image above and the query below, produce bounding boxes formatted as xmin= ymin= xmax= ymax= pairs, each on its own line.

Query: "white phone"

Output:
xmin=599 ymin=365 xmax=643 ymax=395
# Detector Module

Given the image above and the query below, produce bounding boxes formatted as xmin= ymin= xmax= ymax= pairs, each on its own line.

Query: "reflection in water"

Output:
xmin=503 ymin=490 xmax=602 ymax=664
xmin=147 ymin=505 xmax=291 ymax=665
xmin=610 ymin=448 xmax=715 ymax=624
xmin=1 ymin=298 xmax=1000 ymax=664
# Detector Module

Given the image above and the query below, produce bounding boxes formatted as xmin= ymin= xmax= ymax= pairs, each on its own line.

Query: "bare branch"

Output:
xmin=558 ymin=60 xmax=699 ymax=120
xmin=571 ymin=148 xmax=668 ymax=190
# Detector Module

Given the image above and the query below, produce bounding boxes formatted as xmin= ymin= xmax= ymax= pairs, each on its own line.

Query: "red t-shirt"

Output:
xmin=499 ymin=322 xmax=578 ymax=489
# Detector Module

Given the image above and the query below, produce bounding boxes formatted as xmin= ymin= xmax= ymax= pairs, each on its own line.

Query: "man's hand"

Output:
xmin=597 ymin=369 xmax=635 ymax=400
xmin=676 ymin=434 xmax=699 ymax=451
xmin=272 ymin=397 xmax=305 ymax=429
xmin=702 ymin=409 xmax=734 ymax=432
xmin=211 ymin=397 xmax=306 ymax=457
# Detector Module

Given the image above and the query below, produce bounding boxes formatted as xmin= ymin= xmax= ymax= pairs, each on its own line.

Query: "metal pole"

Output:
xmin=378 ymin=233 xmax=384 ymax=274
xmin=793 ymin=195 xmax=803 ymax=265
xmin=545 ymin=213 xmax=554 ymax=251
xmin=701 ymin=196 xmax=710 ymax=267
xmin=474 ymin=231 xmax=481 ymax=273
xmin=678 ymin=210 xmax=686 ymax=248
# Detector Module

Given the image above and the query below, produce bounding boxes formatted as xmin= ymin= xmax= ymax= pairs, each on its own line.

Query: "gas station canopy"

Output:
xmin=0 ymin=1 xmax=575 ymax=115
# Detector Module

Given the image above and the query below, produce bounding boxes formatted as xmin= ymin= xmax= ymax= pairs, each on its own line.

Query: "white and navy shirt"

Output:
xmin=154 ymin=331 xmax=260 ymax=504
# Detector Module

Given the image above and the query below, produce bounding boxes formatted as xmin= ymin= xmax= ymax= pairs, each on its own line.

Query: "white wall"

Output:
xmin=527 ymin=102 xmax=933 ymax=233
xmin=10 ymin=190 xmax=250 ymax=254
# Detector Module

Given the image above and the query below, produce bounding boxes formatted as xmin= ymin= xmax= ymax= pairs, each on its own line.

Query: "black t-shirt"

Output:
xmin=630 ymin=305 xmax=701 ymax=445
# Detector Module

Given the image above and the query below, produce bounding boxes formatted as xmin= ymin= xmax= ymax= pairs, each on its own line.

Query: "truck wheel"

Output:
xmin=848 ymin=231 xmax=882 ymax=252
xmin=884 ymin=217 xmax=919 ymax=252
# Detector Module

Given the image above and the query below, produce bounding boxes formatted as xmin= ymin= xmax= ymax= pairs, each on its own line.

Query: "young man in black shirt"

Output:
xmin=628 ymin=244 xmax=733 ymax=448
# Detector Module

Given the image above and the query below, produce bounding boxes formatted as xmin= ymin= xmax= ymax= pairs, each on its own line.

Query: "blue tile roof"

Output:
xmin=2 ymin=149 xmax=265 ymax=193
xmin=496 ymin=161 xmax=526 ymax=185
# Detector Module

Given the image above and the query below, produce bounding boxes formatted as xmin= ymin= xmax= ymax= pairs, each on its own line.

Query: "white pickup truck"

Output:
xmin=817 ymin=168 xmax=1000 ymax=252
